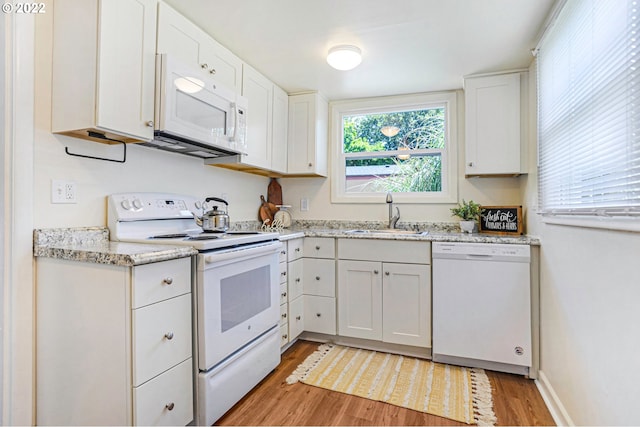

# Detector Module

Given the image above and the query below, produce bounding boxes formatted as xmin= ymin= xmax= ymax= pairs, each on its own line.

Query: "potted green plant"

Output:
xmin=450 ymin=199 xmax=481 ymax=233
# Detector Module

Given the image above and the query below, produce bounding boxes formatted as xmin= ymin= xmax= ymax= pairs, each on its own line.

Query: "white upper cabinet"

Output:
xmin=287 ymin=93 xmax=329 ymax=177
xmin=156 ymin=2 xmax=242 ymax=92
xmin=271 ymin=85 xmax=289 ymax=174
xmin=52 ymin=0 xmax=157 ymax=142
xmin=241 ymin=64 xmax=274 ymax=170
xmin=464 ymin=72 xmax=528 ymax=176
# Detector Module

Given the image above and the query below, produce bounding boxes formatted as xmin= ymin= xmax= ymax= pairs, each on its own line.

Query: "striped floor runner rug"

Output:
xmin=286 ymin=344 xmax=496 ymax=426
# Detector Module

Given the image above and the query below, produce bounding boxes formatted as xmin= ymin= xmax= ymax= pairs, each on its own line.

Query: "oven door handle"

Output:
xmin=204 ymin=242 xmax=282 ymax=265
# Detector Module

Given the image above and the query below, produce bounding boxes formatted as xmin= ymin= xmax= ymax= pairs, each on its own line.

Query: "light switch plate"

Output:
xmin=300 ymin=197 xmax=309 ymax=212
xmin=51 ymin=180 xmax=77 ymax=204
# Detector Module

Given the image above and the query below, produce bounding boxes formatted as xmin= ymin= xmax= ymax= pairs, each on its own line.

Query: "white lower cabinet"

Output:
xmin=36 ymin=256 xmax=194 ymax=426
xmin=304 ymin=295 xmax=336 ymax=335
xmin=337 ymin=239 xmax=431 ymax=348
xmin=288 ymin=296 xmax=305 ymax=339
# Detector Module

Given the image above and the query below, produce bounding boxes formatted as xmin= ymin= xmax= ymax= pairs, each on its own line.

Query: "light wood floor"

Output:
xmin=216 ymin=340 xmax=555 ymax=426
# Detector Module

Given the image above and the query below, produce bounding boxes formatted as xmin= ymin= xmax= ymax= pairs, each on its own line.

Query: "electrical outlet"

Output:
xmin=52 ymin=180 xmax=77 ymax=204
xmin=300 ymin=197 xmax=309 ymax=212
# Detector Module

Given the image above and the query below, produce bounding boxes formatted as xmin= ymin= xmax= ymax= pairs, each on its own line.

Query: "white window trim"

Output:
xmin=330 ymin=91 xmax=458 ymax=204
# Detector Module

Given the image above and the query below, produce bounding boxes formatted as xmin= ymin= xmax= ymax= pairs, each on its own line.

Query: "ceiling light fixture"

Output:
xmin=327 ymin=45 xmax=362 ymax=71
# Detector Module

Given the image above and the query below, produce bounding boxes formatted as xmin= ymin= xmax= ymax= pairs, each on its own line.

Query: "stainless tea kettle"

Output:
xmin=192 ymin=197 xmax=230 ymax=232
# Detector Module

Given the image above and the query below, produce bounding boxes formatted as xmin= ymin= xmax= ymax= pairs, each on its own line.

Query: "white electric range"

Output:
xmin=108 ymin=192 xmax=282 ymax=426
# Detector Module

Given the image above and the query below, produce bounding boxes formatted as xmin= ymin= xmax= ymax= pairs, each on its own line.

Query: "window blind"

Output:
xmin=537 ymin=0 xmax=640 ymax=217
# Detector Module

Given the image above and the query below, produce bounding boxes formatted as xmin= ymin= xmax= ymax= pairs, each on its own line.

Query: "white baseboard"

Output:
xmin=535 ymin=370 xmax=575 ymax=426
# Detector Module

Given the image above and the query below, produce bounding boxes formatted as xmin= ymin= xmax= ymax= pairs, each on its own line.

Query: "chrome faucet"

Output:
xmin=386 ymin=192 xmax=400 ymax=229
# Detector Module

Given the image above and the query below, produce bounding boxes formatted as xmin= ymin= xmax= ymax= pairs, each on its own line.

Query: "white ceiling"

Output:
xmin=163 ymin=0 xmax=556 ymax=101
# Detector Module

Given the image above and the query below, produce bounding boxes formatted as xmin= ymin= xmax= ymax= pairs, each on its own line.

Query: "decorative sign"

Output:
xmin=479 ymin=206 xmax=523 ymax=235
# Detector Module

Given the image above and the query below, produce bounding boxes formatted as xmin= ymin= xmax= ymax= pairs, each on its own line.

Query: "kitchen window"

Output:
xmin=330 ymin=92 xmax=458 ymax=203
xmin=537 ymin=0 xmax=640 ymax=231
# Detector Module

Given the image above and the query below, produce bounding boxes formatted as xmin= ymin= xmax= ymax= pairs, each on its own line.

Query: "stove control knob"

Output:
xmin=121 ymin=200 xmax=132 ymax=210
xmin=132 ymin=199 xmax=143 ymax=209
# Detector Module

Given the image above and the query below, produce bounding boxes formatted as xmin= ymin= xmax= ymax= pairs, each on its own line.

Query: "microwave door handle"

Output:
xmin=230 ymin=102 xmax=238 ymax=142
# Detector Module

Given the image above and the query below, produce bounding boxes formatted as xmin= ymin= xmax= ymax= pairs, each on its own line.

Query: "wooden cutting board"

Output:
xmin=259 ymin=195 xmax=276 ymax=224
xmin=267 ymin=178 xmax=283 ymax=206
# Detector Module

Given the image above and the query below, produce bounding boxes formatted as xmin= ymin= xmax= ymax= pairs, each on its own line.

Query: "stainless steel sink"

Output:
xmin=345 ymin=229 xmax=429 ymax=236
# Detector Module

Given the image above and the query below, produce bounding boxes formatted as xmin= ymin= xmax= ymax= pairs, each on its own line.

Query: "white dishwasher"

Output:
xmin=432 ymin=242 xmax=532 ymax=375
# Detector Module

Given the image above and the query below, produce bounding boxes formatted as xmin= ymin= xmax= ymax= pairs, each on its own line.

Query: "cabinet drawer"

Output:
xmin=279 ymin=261 xmax=288 ymax=284
xmin=303 ymin=258 xmax=335 ymax=297
xmin=338 ymin=239 xmax=431 ymax=264
xmin=287 ymin=238 xmax=304 ymax=262
xmin=289 ymin=296 xmax=304 ymax=340
xmin=279 ymin=282 xmax=288 ymax=305
xmin=303 ymin=237 xmax=335 ymax=259
xmin=133 ymin=358 xmax=193 ymax=426
xmin=280 ymin=302 xmax=288 ymax=326
xmin=280 ymin=323 xmax=289 ymax=347
xmin=304 ymin=295 xmax=336 ymax=335
xmin=133 ymin=294 xmax=192 ymax=386
xmin=132 ymin=258 xmax=191 ymax=308
xmin=278 ymin=245 xmax=288 ymax=263
xmin=288 ymin=259 xmax=303 ymax=300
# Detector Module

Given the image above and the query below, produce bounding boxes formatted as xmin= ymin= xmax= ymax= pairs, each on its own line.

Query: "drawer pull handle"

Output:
xmin=315 ymin=276 xmax=320 ymax=280
xmin=295 ymin=278 xmax=301 ymax=282
xmin=281 ymin=250 xmax=286 ymax=255
xmin=164 ymin=332 xmax=174 ymax=340
xmin=296 ymin=315 xmax=301 ymax=320
xmin=281 ymin=271 xmax=287 ymax=276
xmin=162 ymin=277 xmax=173 ymax=285
xmin=200 ymin=63 xmax=208 ymax=70
xmin=315 ymin=245 xmax=320 ymax=250
xmin=282 ymin=313 xmax=287 ymax=318
xmin=295 ymin=247 xmax=301 ymax=252
xmin=281 ymin=292 xmax=287 ymax=298
xmin=373 ymin=270 xmax=379 ymax=274
xmin=385 ymin=271 xmax=390 ymax=276
xmin=165 ymin=402 xmax=175 ymax=411
xmin=316 ymin=313 xmax=321 ymax=317
xmin=283 ymin=334 xmax=288 ymax=339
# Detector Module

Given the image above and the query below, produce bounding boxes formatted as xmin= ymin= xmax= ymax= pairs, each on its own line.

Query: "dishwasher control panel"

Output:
xmin=432 ymin=242 xmax=530 ymax=260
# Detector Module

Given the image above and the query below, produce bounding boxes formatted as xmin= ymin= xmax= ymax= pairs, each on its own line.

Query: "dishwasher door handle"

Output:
xmin=466 ymin=254 xmax=493 ymax=259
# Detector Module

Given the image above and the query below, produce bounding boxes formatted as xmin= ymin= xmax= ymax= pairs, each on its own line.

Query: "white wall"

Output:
xmin=283 ymin=91 xmax=525 ymax=223
xmin=523 ymin=65 xmax=640 ymax=426
xmin=33 ymin=9 xmax=270 ymax=229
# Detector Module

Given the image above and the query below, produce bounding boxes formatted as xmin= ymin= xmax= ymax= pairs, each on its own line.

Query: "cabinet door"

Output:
xmin=382 ymin=263 xmax=431 ymax=348
xmin=156 ymin=2 xmax=202 ymax=70
xmin=96 ymin=0 xmax=156 ymax=140
xmin=271 ymin=85 xmax=289 ymax=173
xmin=157 ymin=2 xmax=242 ymax=92
xmin=303 ymin=258 xmax=335 ymax=297
xmin=241 ymin=64 xmax=273 ymax=169
xmin=337 ymin=260 xmax=382 ymax=340
xmin=199 ymin=37 xmax=243 ymax=92
xmin=288 ymin=258 xmax=304 ymax=300
xmin=289 ymin=296 xmax=304 ymax=340
xmin=304 ymin=295 xmax=336 ymax=335
xmin=287 ymin=93 xmax=328 ymax=176
xmin=465 ymin=73 xmax=522 ymax=175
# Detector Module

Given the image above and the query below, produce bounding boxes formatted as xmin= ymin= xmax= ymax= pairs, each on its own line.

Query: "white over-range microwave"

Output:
xmin=142 ymin=54 xmax=248 ymax=159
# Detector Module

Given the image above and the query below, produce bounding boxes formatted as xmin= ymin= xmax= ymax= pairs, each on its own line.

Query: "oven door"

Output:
xmin=155 ymin=54 xmax=247 ymax=153
xmin=196 ymin=241 xmax=281 ymax=371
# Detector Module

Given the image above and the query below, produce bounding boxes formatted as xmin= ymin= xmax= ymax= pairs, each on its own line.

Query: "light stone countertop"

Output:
xmin=33 ymin=227 xmax=197 ymax=267
xmin=33 ymin=221 xmax=539 ymax=267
